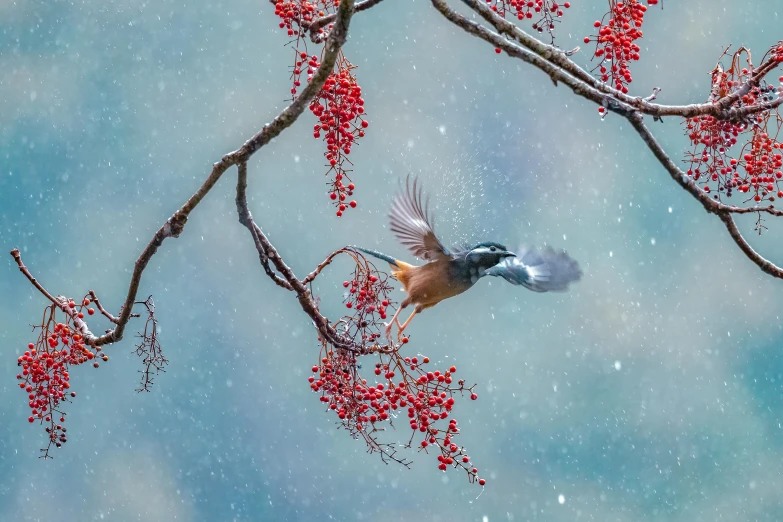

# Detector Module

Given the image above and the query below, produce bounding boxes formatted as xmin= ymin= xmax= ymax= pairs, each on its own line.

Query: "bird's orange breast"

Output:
xmin=392 ymin=261 xmax=472 ymax=308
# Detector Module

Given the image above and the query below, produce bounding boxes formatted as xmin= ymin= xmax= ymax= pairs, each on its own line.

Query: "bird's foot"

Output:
xmin=384 ymin=323 xmax=394 ymax=344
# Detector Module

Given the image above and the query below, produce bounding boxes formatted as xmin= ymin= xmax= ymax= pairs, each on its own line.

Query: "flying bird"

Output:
xmin=352 ymin=176 xmax=582 ymax=341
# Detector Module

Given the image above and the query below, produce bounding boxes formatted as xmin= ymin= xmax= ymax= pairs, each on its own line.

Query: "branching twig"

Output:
xmin=87 ymin=290 xmax=119 ymax=324
xmin=134 ymin=296 xmax=167 ymax=392
xmin=307 ymin=0 xmax=386 ymax=43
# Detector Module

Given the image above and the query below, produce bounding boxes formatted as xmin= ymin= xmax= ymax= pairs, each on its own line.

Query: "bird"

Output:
xmin=351 ymin=175 xmax=582 ymax=342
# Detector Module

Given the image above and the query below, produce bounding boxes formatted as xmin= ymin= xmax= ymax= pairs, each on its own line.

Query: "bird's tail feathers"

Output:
xmin=349 ymin=246 xmax=400 ymax=268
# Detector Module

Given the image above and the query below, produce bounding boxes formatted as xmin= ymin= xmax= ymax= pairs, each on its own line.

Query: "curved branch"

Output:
xmin=457 ymin=0 xmax=783 ymax=120
xmin=235 ymin=161 xmax=381 ymax=353
xmin=718 ymin=213 xmax=783 ymax=278
xmin=629 ymin=112 xmax=783 ymax=277
xmin=10 ymin=0 xmax=358 ymax=347
xmin=235 ymin=161 xmax=293 ymax=290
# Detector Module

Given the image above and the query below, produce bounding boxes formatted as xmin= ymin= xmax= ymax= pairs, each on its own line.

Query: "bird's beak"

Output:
xmin=502 ymin=250 xmax=516 ymax=258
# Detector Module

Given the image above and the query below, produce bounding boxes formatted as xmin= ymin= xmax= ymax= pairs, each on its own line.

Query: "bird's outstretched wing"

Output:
xmin=389 ymin=175 xmax=450 ymax=262
xmin=484 ymin=245 xmax=582 ymax=292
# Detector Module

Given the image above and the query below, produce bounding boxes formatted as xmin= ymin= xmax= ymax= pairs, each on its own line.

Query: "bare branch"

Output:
xmin=235 ymin=160 xmax=377 ymax=353
xmin=133 ymin=296 xmax=167 ymax=393
xmin=302 ymin=249 xmax=345 ymax=285
xmin=11 ymin=249 xmax=66 ymax=310
xmin=235 ymin=161 xmax=293 ymax=290
xmin=718 ymin=213 xmax=783 ymax=278
xmin=87 ymin=290 xmax=120 ymax=324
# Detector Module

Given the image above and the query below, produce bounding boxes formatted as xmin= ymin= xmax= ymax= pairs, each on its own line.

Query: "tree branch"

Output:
xmin=88 ymin=290 xmax=120 ymax=324
xmin=718 ymin=213 xmax=783 ymax=278
xmin=456 ymin=0 xmax=783 ymax=120
xmin=10 ymin=0 xmax=359 ymax=347
xmin=432 ymin=0 xmax=783 ymax=279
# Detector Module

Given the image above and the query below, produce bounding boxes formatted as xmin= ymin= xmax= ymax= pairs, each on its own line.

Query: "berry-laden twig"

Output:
xmin=271 ymin=0 xmax=368 ymax=217
xmin=311 ymin=54 xmax=367 ymax=216
xmin=303 ymin=248 xmax=486 ymax=484
xmin=684 ymin=45 xmax=783 ymax=210
xmin=310 ymin=345 xmax=485 ymax=484
xmin=583 ymin=0 xmax=650 ymax=96
xmin=484 ymin=0 xmax=571 ymax=43
xmin=16 ymin=300 xmax=109 ymax=458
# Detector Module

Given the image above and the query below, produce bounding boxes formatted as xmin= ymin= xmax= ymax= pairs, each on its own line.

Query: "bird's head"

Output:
xmin=463 ymin=241 xmax=515 ymax=269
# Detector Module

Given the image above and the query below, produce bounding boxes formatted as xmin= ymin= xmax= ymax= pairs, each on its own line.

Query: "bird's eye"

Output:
xmin=490 ymin=246 xmax=496 ymax=252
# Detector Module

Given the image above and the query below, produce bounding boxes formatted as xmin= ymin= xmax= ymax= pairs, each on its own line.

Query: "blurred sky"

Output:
xmin=2 ymin=1 xmax=783 ymax=521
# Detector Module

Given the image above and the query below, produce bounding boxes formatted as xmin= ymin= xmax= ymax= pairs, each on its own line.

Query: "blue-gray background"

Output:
xmin=2 ymin=1 xmax=783 ymax=520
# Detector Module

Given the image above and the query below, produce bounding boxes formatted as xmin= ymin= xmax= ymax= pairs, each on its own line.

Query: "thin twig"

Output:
xmin=307 ymin=0 xmax=386 ymax=43
xmin=301 ymin=248 xmax=348 ymax=284
xmin=87 ymin=290 xmax=119 ymax=324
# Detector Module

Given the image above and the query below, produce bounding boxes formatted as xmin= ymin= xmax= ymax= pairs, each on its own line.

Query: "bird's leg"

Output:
xmin=385 ymin=306 xmax=404 ymax=343
xmin=397 ymin=305 xmax=422 ymax=341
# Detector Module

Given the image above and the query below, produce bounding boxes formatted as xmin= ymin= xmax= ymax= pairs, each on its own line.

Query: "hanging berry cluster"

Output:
xmin=311 ymin=56 xmax=367 ymax=217
xmin=684 ymin=46 xmax=783 ymax=204
xmin=584 ymin=0 xmax=653 ymax=95
xmin=16 ymin=299 xmax=107 ymax=457
xmin=310 ymin=346 xmax=485 ymax=484
xmin=485 ymin=0 xmax=571 ymax=40
xmin=270 ymin=0 xmax=368 ymax=217
xmin=304 ymin=249 xmax=485 ymax=483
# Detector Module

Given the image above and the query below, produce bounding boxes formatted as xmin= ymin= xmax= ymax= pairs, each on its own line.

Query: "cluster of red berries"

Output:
xmin=487 ymin=0 xmax=570 ymax=38
xmin=288 ymin=51 xmax=321 ymax=98
xmin=273 ymin=0 xmax=318 ymax=39
xmin=309 ymin=347 xmax=485 ymax=484
xmin=772 ymin=42 xmax=783 ymax=63
xmin=684 ymin=115 xmax=746 ymax=193
xmin=584 ymin=0 xmax=649 ymax=94
xmin=735 ymin=129 xmax=783 ymax=202
xmin=684 ymin=47 xmax=783 ymax=203
xmin=17 ymin=299 xmax=108 ymax=455
xmin=271 ymin=0 xmax=369 ymax=218
xmin=341 ymin=256 xmax=394 ymax=347
xmin=310 ymin=60 xmax=368 ymax=216
xmin=685 ymin=115 xmax=783 ymax=202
